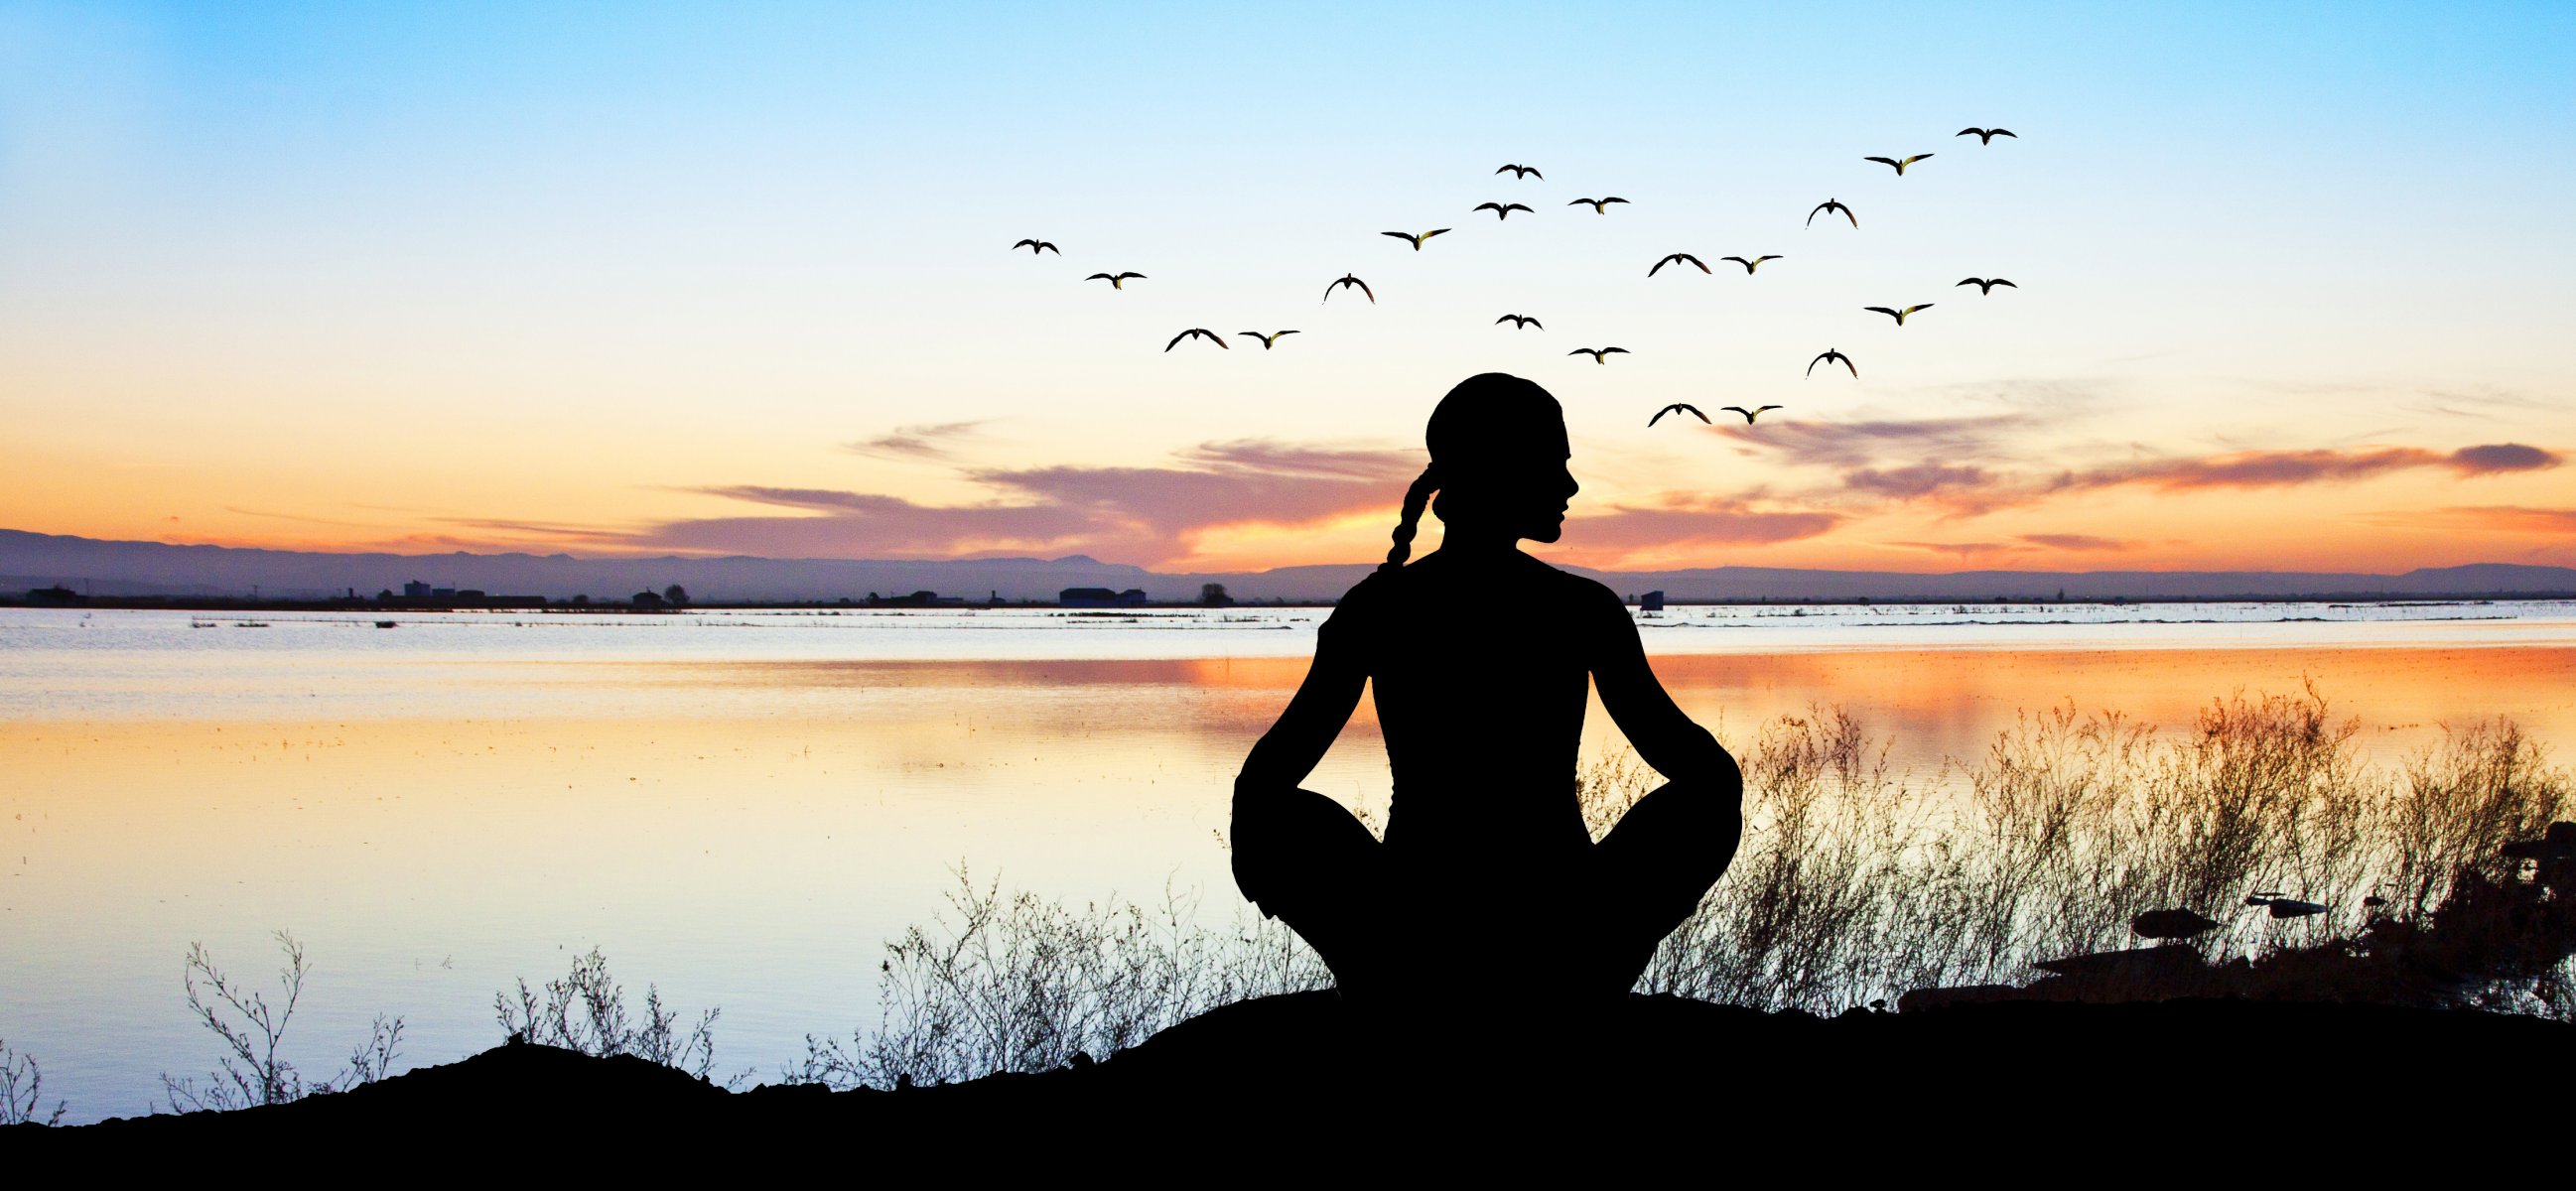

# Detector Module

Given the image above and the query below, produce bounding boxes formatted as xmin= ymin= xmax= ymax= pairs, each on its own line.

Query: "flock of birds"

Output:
xmin=1009 ymin=126 xmax=2021 ymax=431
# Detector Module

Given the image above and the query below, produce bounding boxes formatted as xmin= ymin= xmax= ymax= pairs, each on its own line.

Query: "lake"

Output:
xmin=6 ymin=601 xmax=2575 ymax=1121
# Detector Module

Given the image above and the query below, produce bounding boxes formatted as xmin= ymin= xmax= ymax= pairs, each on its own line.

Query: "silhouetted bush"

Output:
xmin=2 ymin=1037 xmax=66 ymax=1126
xmin=494 ymin=946 xmax=739 ymax=1085
xmin=789 ymin=872 xmax=1325 ymax=1090
xmin=1624 ymin=689 xmax=2570 ymax=1013
xmin=159 ymin=931 xmax=405 ymax=1113
xmin=821 ymin=689 xmax=2570 ymax=1088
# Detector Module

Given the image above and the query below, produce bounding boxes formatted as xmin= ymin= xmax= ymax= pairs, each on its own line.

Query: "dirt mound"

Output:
xmin=16 ymin=993 xmax=2568 ymax=1171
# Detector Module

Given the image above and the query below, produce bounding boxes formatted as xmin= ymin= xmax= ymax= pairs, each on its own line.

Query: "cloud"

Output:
xmin=1568 ymin=496 xmax=1843 ymax=555
xmin=2017 ymin=533 xmax=2138 ymax=552
xmin=2404 ymin=506 xmax=2576 ymax=535
xmin=842 ymin=421 xmax=988 ymax=462
xmin=628 ymin=439 xmax=1424 ymax=565
xmin=2449 ymin=444 xmax=2560 ymax=475
xmin=1721 ymin=414 xmax=2033 ymax=468
xmin=1842 ymin=463 xmax=1991 ymax=499
xmin=1892 ymin=541 xmax=2025 ymax=559
xmin=2056 ymin=444 xmax=2559 ymax=492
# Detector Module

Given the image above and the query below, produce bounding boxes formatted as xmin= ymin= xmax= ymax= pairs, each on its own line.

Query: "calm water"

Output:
xmin=6 ymin=602 xmax=2576 ymax=1121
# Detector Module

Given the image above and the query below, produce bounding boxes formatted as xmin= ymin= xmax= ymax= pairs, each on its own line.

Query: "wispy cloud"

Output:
xmin=2018 ymin=532 xmax=2138 ymax=552
xmin=629 ymin=439 xmax=1423 ymax=565
xmin=1568 ymin=495 xmax=1843 ymax=557
xmin=842 ymin=421 xmax=989 ymax=462
xmin=2395 ymin=506 xmax=2576 ymax=535
xmin=2054 ymin=444 xmax=2559 ymax=492
xmin=1720 ymin=414 xmax=2033 ymax=468
xmin=1842 ymin=463 xmax=1992 ymax=500
xmin=1891 ymin=540 xmax=2025 ymax=559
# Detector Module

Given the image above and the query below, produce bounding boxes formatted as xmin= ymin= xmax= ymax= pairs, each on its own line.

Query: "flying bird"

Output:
xmin=1808 ymin=348 xmax=1856 ymax=378
xmin=1568 ymin=347 xmax=1629 ymax=364
xmin=1236 ymin=330 xmax=1299 ymax=349
xmin=1085 ymin=272 xmax=1146 ymax=290
xmin=1956 ymin=127 xmax=2017 ymax=144
xmin=1719 ymin=405 xmax=1784 ymax=424
xmin=1012 ymin=238 xmax=1060 ymax=255
xmin=1495 ymin=314 xmax=1543 ymax=330
xmin=1649 ymin=252 xmax=1711 ymax=277
xmin=1807 ymin=198 xmax=1856 ymax=228
xmin=1474 ymin=201 xmax=1535 ymax=220
xmin=1720 ymin=255 xmax=1783 ymax=274
xmin=1322 ymin=273 xmax=1375 ymax=304
xmin=1864 ymin=154 xmax=1935 ymax=175
xmin=1956 ymin=277 xmax=2017 ymax=295
xmin=1164 ymin=329 xmax=1229 ymax=352
xmin=1568 ymin=198 xmax=1629 ymax=213
xmin=1383 ymin=228 xmax=1451 ymax=251
xmin=1649 ymin=404 xmax=1710 ymax=427
xmin=1863 ymin=304 xmax=1935 ymax=326
xmin=1495 ymin=164 xmax=1544 ymax=179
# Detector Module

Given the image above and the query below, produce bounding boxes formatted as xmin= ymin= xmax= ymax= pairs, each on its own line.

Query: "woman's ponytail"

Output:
xmin=1381 ymin=463 xmax=1440 ymax=573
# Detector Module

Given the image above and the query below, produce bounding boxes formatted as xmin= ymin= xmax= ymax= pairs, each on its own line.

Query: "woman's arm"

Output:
xmin=1588 ymin=587 xmax=1739 ymax=792
xmin=1234 ymin=622 xmax=1368 ymax=799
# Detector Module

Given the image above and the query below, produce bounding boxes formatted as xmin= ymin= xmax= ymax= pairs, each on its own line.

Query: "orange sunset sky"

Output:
xmin=3 ymin=4 xmax=2570 ymax=576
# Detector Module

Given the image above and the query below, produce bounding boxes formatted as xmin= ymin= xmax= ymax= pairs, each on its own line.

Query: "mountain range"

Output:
xmin=6 ymin=529 xmax=2572 ymax=603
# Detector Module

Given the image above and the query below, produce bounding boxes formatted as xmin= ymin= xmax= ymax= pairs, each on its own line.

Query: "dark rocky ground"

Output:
xmin=11 ymin=992 xmax=2570 ymax=1172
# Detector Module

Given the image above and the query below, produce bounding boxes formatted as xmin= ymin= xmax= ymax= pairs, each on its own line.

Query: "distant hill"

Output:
xmin=5 ymin=528 xmax=2573 ymax=603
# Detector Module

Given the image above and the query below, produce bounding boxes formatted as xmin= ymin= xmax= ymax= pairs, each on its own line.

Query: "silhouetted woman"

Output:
xmin=1231 ymin=373 xmax=1744 ymax=1015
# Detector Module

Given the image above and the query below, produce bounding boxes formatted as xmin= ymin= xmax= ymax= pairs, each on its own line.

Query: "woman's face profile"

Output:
xmin=1444 ymin=451 xmax=1579 ymax=543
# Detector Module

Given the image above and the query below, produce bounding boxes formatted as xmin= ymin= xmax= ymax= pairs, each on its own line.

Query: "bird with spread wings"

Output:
xmin=1383 ymin=228 xmax=1450 ymax=251
xmin=1807 ymin=198 xmax=1856 ymax=228
xmin=1165 ymin=329 xmax=1229 ymax=352
xmin=1650 ymin=253 xmax=1711 ymax=277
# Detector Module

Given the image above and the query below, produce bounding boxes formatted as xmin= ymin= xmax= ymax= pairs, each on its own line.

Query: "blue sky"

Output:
xmin=3 ymin=1 xmax=2570 ymax=570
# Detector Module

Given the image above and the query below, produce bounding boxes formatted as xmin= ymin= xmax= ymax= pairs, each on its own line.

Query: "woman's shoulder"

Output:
xmin=1516 ymin=554 xmax=1625 ymax=608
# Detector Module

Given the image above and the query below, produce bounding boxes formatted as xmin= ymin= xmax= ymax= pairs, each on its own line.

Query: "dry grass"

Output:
xmin=819 ymin=687 xmax=2571 ymax=1088
xmin=1623 ymin=688 xmax=2569 ymax=1013
xmin=792 ymin=874 xmax=1325 ymax=1089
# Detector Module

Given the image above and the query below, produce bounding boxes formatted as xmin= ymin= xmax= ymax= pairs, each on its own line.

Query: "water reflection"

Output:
xmin=4 ymin=636 xmax=2572 ymax=1123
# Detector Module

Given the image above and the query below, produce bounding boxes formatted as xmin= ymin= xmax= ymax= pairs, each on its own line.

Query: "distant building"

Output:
xmin=1059 ymin=587 xmax=1149 ymax=607
xmin=1639 ymin=590 xmax=1666 ymax=612
xmin=868 ymin=590 xmax=963 ymax=607
xmin=26 ymin=585 xmax=83 ymax=605
xmin=403 ymin=581 xmax=433 ymax=598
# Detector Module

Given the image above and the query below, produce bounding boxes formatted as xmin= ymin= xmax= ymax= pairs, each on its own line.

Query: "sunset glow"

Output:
xmin=3 ymin=2 xmax=2569 ymax=575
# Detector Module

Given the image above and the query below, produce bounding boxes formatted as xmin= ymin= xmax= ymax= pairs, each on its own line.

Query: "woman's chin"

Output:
xmin=1526 ymin=522 xmax=1565 ymax=543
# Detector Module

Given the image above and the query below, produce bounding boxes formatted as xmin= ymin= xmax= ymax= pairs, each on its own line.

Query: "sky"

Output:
xmin=2 ymin=0 xmax=2571 ymax=575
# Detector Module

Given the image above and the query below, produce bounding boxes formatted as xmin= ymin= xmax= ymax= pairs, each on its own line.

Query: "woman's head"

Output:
xmin=1382 ymin=373 xmax=1579 ymax=570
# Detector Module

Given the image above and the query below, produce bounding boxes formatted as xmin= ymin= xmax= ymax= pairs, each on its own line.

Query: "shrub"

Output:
xmin=494 ymin=947 xmax=738 ymax=1085
xmin=159 ymin=931 xmax=405 ymax=1114
xmin=2 ymin=1038 xmax=66 ymax=1126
